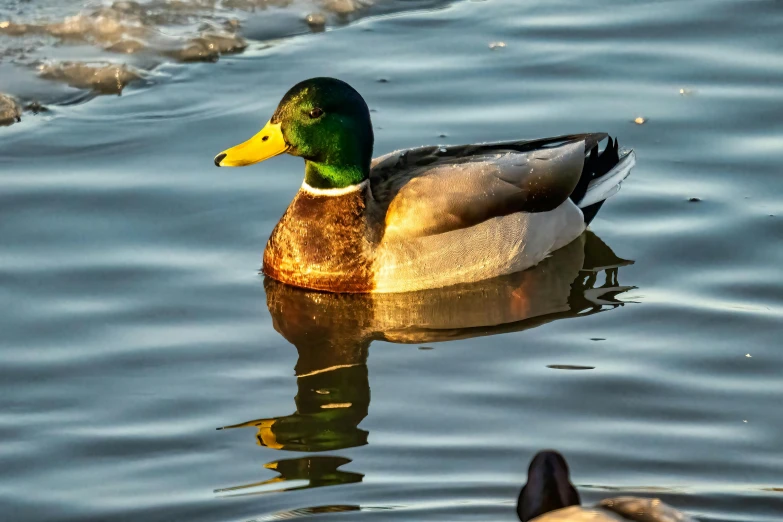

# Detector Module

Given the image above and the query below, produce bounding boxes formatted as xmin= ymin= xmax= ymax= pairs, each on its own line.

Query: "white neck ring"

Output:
xmin=301 ymin=179 xmax=369 ymax=197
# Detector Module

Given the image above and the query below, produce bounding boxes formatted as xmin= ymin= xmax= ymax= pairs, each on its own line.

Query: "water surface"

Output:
xmin=1 ymin=0 xmax=782 ymax=521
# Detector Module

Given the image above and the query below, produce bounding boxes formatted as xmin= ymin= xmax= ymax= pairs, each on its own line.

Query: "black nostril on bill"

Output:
xmin=214 ymin=153 xmax=227 ymax=167
xmin=262 ymin=136 xmax=269 ymax=141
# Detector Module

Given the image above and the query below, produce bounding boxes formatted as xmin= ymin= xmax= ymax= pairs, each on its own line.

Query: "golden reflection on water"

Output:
xmin=217 ymin=232 xmax=634 ymax=495
xmin=215 ymin=456 xmax=363 ymax=497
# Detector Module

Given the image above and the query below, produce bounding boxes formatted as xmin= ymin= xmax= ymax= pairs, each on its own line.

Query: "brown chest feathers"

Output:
xmin=262 ymin=186 xmax=377 ymax=293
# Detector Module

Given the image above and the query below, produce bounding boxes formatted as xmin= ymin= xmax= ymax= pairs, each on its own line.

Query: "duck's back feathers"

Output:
xmin=530 ymin=505 xmax=628 ymax=521
xmin=371 ymin=135 xmax=600 ymax=239
xmin=529 ymin=497 xmax=696 ymax=522
xmin=597 ymin=497 xmax=696 ymax=522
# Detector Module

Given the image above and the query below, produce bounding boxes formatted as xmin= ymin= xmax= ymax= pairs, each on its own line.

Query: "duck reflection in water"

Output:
xmin=217 ymin=232 xmax=634 ymax=495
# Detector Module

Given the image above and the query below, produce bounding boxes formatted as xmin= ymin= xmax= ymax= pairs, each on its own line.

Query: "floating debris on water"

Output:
xmin=37 ymin=61 xmax=143 ymax=94
xmin=489 ymin=41 xmax=506 ymax=50
xmin=590 ymin=338 xmax=606 ymax=341
xmin=634 ymin=116 xmax=647 ymax=125
xmin=24 ymin=100 xmax=49 ymax=113
xmin=419 ymin=346 xmax=434 ymax=350
xmin=746 ymin=353 xmax=752 ymax=358
xmin=547 ymin=365 xmax=596 ymax=371
xmin=377 ymin=77 xmax=389 ymax=83
xmin=679 ymin=88 xmax=695 ymax=96
xmin=688 ymin=197 xmax=701 ymax=202
xmin=0 ymin=93 xmax=22 ymax=126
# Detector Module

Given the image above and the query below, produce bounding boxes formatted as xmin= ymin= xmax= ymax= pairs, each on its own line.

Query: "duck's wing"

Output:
xmin=598 ymin=497 xmax=696 ymax=522
xmin=369 ymin=134 xmax=606 ymax=239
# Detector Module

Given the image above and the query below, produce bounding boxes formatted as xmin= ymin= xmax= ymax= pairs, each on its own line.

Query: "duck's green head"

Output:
xmin=214 ymin=77 xmax=374 ymax=190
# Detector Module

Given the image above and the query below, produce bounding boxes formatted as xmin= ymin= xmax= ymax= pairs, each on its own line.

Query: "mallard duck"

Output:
xmin=214 ymin=77 xmax=635 ymax=293
xmin=518 ymin=451 xmax=695 ymax=522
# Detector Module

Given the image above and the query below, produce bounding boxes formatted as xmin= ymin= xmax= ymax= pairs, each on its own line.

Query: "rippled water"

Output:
xmin=1 ymin=0 xmax=782 ymax=521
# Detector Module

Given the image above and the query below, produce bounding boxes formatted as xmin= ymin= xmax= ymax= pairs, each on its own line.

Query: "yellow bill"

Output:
xmin=214 ymin=120 xmax=288 ymax=167
xmin=257 ymin=419 xmax=283 ymax=450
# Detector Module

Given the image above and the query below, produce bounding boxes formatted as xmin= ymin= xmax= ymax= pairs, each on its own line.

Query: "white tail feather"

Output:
xmin=579 ymin=150 xmax=636 ymax=208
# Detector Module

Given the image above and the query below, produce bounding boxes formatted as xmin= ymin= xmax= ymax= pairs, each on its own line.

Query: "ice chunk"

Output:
xmin=305 ymin=13 xmax=327 ymax=31
xmin=0 ymin=93 xmax=22 ymax=126
xmin=164 ymin=32 xmax=247 ymax=62
xmin=37 ymin=62 xmax=143 ymax=94
xmin=104 ymin=38 xmax=147 ymax=54
xmin=322 ymin=0 xmax=373 ymax=15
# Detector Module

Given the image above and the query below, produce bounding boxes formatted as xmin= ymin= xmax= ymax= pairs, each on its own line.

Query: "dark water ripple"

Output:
xmin=1 ymin=0 xmax=782 ymax=521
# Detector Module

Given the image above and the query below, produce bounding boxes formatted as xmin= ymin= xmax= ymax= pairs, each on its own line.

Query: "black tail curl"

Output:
xmin=570 ymin=136 xmax=621 ymax=225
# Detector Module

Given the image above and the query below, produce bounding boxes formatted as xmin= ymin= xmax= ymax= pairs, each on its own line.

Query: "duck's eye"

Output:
xmin=308 ymin=107 xmax=324 ymax=119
